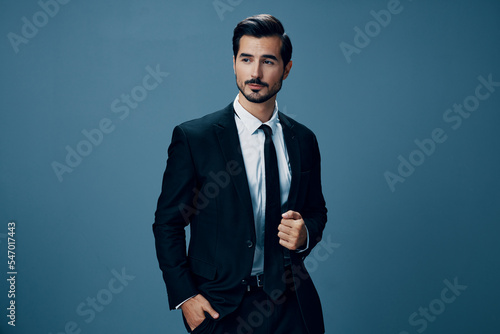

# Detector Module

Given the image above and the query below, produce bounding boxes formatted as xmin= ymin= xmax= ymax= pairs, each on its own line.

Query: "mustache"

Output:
xmin=245 ymin=79 xmax=268 ymax=87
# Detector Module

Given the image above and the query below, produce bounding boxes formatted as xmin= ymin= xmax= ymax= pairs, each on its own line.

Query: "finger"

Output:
xmin=280 ymin=220 xmax=302 ymax=235
xmin=280 ymin=218 xmax=299 ymax=229
xmin=278 ymin=226 xmax=298 ymax=240
xmin=182 ymin=309 xmax=204 ymax=331
xmin=202 ymin=301 xmax=219 ymax=319
xmin=278 ymin=221 xmax=293 ymax=232
xmin=278 ymin=231 xmax=291 ymax=242
xmin=281 ymin=210 xmax=294 ymax=219
xmin=279 ymin=229 xmax=300 ymax=245
xmin=279 ymin=238 xmax=297 ymax=250
xmin=282 ymin=210 xmax=302 ymax=220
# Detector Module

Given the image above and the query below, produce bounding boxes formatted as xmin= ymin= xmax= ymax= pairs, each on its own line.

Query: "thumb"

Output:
xmin=202 ymin=301 xmax=219 ymax=319
xmin=282 ymin=210 xmax=302 ymax=220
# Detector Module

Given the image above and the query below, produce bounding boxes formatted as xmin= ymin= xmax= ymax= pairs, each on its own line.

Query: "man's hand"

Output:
xmin=180 ymin=294 xmax=219 ymax=331
xmin=278 ymin=210 xmax=307 ymax=250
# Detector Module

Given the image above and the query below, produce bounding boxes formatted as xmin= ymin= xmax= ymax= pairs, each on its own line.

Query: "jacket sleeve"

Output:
xmin=299 ymin=133 xmax=328 ymax=259
xmin=153 ymin=125 xmax=199 ymax=309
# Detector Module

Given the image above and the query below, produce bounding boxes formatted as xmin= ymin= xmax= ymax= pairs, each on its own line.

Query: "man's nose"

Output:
xmin=251 ymin=62 xmax=263 ymax=79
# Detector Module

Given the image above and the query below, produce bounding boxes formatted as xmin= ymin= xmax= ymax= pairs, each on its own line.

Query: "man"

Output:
xmin=153 ymin=14 xmax=327 ymax=334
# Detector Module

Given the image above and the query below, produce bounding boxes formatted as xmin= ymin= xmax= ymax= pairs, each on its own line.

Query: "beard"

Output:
xmin=236 ymin=74 xmax=284 ymax=104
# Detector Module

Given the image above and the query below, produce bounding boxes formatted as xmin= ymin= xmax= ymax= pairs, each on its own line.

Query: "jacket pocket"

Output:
xmin=189 ymin=256 xmax=217 ymax=280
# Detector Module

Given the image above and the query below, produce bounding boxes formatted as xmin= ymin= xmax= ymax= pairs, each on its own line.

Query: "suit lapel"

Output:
xmin=279 ymin=112 xmax=301 ymax=211
xmin=213 ymin=104 xmax=254 ymax=219
xmin=212 ymin=106 xmax=301 ymax=216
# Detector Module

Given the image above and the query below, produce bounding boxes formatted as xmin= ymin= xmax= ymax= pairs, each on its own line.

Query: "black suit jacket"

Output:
xmin=153 ymin=103 xmax=327 ymax=333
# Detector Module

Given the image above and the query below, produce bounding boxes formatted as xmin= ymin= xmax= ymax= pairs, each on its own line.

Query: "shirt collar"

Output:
xmin=233 ymin=94 xmax=280 ymax=135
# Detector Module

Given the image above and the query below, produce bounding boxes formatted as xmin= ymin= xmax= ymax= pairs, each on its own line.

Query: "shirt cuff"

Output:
xmin=175 ymin=295 xmax=196 ymax=309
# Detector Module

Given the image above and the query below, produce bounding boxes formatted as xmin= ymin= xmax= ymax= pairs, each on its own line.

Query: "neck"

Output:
xmin=238 ymin=92 xmax=276 ymax=123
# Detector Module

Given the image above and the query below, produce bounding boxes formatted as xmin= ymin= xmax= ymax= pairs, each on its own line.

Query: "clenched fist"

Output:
xmin=278 ymin=210 xmax=307 ymax=250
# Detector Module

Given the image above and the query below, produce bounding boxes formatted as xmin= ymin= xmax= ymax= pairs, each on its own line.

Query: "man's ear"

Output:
xmin=233 ymin=56 xmax=236 ymax=74
xmin=283 ymin=60 xmax=293 ymax=80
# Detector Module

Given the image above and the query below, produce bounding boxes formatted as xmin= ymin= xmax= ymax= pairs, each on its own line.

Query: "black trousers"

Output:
xmin=183 ymin=281 xmax=309 ymax=334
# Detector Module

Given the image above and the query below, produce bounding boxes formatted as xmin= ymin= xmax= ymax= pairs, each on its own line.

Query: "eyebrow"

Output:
xmin=239 ymin=53 xmax=279 ymax=61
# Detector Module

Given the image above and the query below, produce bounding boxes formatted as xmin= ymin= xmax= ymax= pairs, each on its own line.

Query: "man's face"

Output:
xmin=233 ymin=35 xmax=292 ymax=104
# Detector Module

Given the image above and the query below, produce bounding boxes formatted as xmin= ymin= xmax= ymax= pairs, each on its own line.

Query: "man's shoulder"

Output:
xmin=279 ymin=112 xmax=316 ymax=139
xmin=177 ymin=103 xmax=233 ymax=132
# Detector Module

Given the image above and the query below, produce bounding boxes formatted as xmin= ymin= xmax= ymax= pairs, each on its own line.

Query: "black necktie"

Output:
xmin=260 ymin=124 xmax=286 ymax=297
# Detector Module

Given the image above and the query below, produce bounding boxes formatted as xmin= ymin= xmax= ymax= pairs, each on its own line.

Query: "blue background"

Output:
xmin=1 ymin=0 xmax=499 ymax=333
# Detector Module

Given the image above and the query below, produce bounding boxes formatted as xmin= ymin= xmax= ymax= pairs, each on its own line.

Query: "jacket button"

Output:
xmin=246 ymin=240 xmax=254 ymax=248
xmin=241 ymin=279 xmax=247 ymax=285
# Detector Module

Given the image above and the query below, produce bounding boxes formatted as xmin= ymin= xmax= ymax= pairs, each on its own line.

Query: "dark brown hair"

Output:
xmin=232 ymin=14 xmax=292 ymax=68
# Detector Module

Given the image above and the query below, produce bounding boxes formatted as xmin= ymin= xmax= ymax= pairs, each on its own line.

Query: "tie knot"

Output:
xmin=259 ymin=124 xmax=273 ymax=138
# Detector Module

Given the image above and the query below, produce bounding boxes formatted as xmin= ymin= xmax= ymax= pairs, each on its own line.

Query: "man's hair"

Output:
xmin=232 ymin=14 xmax=292 ymax=68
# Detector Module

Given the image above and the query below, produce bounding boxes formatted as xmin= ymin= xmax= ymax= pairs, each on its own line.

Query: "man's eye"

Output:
xmin=264 ymin=60 xmax=274 ymax=65
xmin=242 ymin=58 xmax=250 ymax=63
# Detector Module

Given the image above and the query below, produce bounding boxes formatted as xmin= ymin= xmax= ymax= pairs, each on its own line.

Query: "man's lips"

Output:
xmin=248 ymin=84 xmax=264 ymax=89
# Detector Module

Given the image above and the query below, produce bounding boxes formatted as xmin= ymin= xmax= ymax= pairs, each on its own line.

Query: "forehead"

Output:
xmin=238 ymin=35 xmax=282 ymax=59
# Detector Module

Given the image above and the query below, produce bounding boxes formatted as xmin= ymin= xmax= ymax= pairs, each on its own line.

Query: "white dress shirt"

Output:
xmin=176 ymin=96 xmax=307 ymax=308
xmin=233 ymin=95 xmax=292 ymax=276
